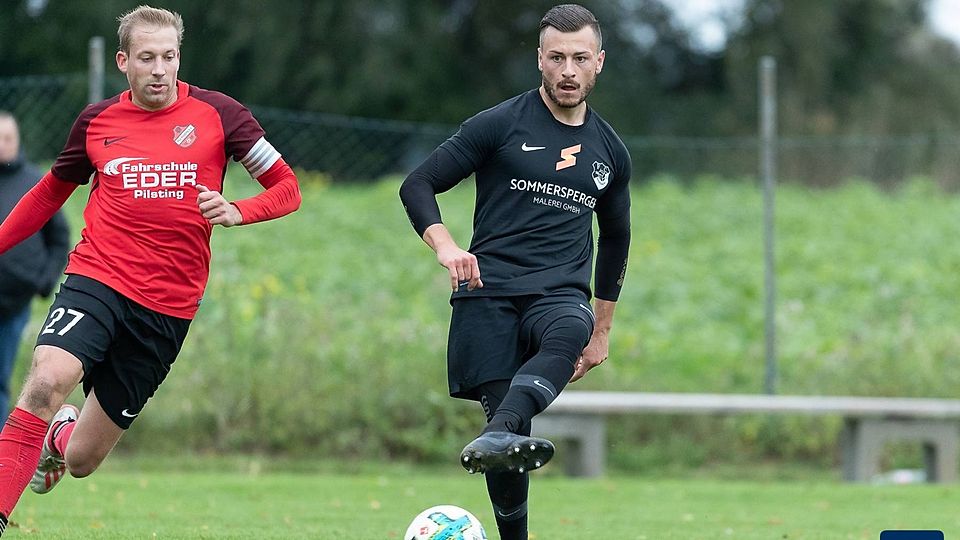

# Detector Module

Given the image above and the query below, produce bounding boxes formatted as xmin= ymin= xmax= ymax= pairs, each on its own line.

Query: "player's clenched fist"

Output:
xmin=196 ymin=184 xmax=242 ymax=227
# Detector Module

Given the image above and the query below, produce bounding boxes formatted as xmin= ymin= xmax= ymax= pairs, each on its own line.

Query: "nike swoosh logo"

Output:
xmin=521 ymin=143 xmax=546 ymax=151
xmin=103 ymin=136 xmax=128 ymax=146
xmin=496 ymin=507 xmax=525 ymax=519
xmin=121 ymin=409 xmax=139 ymax=418
xmin=533 ymin=379 xmax=555 ymax=397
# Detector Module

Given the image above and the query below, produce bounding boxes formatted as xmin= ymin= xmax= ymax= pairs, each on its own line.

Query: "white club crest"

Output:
xmin=173 ymin=125 xmax=197 ymax=148
xmin=592 ymin=161 xmax=611 ymax=190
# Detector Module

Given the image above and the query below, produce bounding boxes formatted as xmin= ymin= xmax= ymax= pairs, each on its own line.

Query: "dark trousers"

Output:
xmin=0 ymin=306 xmax=31 ymax=423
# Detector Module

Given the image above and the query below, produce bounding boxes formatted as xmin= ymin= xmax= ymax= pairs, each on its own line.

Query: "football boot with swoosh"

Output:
xmin=30 ymin=403 xmax=79 ymax=494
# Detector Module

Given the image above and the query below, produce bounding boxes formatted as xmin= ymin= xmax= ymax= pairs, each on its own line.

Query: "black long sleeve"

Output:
xmin=594 ymin=205 xmax=631 ymax=301
xmin=399 ymin=147 xmax=472 ymax=238
xmin=592 ymin=151 xmax=632 ymax=301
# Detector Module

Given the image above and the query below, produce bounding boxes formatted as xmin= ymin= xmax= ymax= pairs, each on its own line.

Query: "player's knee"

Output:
xmin=65 ymin=451 xmax=104 ymax=478
xmin=18 ymin=377 xmax=63 ymax=418
xmin=540 ymin=315 xmax=592 ymax=362
xmin=18 ymin=349 xmax=82 ymax=417
xmin=67 ymin=464 xmax=96 ymax=479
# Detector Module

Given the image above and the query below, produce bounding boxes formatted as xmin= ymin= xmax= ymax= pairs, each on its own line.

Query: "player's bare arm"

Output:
xmin=571 ymin=298 xmax=616 ymax=382
xmin=423 ymin=223 xmax=483 ymax=292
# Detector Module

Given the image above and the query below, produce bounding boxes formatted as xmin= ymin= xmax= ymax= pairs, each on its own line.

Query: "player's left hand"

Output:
xmin=196 ymin=184 xmax=242 ymax=227
xmin=570 ymin=331 xmax=608 ymax=383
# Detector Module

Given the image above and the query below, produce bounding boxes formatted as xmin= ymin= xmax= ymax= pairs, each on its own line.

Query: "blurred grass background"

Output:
xmin=12 ymin=167 xmax=960 ymax=475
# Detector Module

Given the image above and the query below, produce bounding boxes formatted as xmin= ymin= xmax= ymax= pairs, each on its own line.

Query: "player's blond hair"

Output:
xmin=117 ymin=5 xmax=184 ymax=53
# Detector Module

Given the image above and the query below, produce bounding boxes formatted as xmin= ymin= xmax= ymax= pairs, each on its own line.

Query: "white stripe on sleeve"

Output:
xmin=239 ymin=137 xmax=282 ymax=178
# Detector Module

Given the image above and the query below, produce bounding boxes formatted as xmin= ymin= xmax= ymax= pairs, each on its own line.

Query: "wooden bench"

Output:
xmin=532 ymin=391 xmax=960 ymax=482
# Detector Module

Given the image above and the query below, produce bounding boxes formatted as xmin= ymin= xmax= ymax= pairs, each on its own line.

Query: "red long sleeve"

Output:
xmin=0 ymin=173 xmax=77 ymax=254
xmin=232 ymin=158 xmax=301 ymax=225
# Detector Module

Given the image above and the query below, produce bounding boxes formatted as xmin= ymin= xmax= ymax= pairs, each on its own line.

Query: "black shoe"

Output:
xmin=460 ymin=431 xmax=555 ymax=474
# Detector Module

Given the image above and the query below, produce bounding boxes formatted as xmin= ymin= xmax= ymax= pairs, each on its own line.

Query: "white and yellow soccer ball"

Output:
xmin=404 ymin=505 xmax=487 ymax=540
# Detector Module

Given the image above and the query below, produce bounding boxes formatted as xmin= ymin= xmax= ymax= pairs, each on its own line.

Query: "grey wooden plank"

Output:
xmin=545 ymin=392 xmax=960 ymax=418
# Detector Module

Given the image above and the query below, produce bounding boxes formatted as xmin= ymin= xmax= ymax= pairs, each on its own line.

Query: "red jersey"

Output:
xmin=50 ymin=82 xmax=282 ymax=319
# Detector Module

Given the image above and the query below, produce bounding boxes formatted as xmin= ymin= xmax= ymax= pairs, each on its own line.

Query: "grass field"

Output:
xmin=5 ymin=457 xmax=959 ymax=539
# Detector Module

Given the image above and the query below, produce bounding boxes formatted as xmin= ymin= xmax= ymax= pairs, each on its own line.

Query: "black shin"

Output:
xmin=476 ymin=380 xmax=530 ymax=540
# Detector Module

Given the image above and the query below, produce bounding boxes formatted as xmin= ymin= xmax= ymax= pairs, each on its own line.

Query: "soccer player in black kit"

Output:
xmin=400 ymin=4 xmax=630 ymax=539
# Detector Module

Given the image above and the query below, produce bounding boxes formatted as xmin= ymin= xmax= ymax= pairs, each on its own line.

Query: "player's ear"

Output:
xmin=116 ymin=50 xmax=128 ymax=73
xmin=537 ymin=47 xmax=543 ymax=72
xmin=596 ymin=49 xmax=605 ymax=75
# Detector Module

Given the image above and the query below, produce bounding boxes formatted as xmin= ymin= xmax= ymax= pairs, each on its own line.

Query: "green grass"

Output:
xmin=11 ymin=169 xmax=960 ymax=470
xmin=6 ymin=458 xmax=960 ymax=539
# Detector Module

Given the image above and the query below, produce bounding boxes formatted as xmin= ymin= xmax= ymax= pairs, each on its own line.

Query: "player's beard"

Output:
xmin=542 ymin=75 xmax=597 ymax=108
xmin=141 ymin=82 xmax=174 ymax=109
xmin=128 ymin=73 xmax=177 ymax=111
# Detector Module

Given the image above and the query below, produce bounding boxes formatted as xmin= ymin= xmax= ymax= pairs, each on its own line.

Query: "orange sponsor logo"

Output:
xmin=556 ymin=144 xmax=581 ymax=171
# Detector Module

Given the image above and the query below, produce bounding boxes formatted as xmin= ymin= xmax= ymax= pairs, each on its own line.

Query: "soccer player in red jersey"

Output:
xmin=0 ymin=6 xmax=300 ymax=532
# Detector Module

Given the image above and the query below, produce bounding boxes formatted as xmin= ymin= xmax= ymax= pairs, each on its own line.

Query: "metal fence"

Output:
xmin=0 ymin=74 xmax=90 ymax=163
xmin=252 ymin=106 xmax=453 ymax=182
xmin=3 ymin=72 xmax=960 ymax=188
xmin=628 ymin=133 xmax=960 ymax=189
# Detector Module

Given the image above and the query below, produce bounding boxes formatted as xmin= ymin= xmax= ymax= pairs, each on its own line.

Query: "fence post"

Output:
xmin=88 ymin=36 xmax=104 ymax=104
xmin=759 ymin=56 xmax=778 ymax=395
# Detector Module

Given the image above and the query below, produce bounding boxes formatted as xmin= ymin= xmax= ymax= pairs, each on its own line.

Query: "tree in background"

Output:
xmin=725 ymin=0 xmax=960 ymax=135
xmin=4 ymin=0 xmax=960 ymax=174
xmin=0 ymin=1 xmax=711 ymax=130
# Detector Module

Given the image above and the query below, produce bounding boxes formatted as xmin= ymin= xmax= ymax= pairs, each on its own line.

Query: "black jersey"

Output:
xmin=402 ymin=89 xmax=631 ymax=301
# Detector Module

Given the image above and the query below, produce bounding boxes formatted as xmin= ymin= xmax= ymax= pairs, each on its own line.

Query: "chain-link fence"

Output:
xmin=4 ymin=73 xmax=960 ymax=188
xmin=0 ymin=74 xmax=89 ymax=163
xmin=252 ymin=106 xmax=454 ymax=182
xmin=627 ymin=133 xmax=960 ymax=189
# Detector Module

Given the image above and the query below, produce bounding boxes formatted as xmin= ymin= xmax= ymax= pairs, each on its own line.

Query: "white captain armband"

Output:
xmin=239 ymin=137 xmax=282 ymax=178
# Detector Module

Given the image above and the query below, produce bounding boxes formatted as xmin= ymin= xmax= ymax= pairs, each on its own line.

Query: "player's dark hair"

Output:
xmin=117 ymin=5 xmax=184 ymax=53
xmin=539 ymin=4 xmax=602 ymax=50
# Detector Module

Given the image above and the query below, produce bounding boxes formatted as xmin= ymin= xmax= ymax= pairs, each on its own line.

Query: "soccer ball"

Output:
xmin=404 ymin=505 xmax=487 ymax=540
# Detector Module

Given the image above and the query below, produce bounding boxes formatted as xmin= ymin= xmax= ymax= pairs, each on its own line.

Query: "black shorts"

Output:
xmin=447 ymin=290 xmax=595 ymax=400
xmin=35 ymin=275 xmax=191 ymax=429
